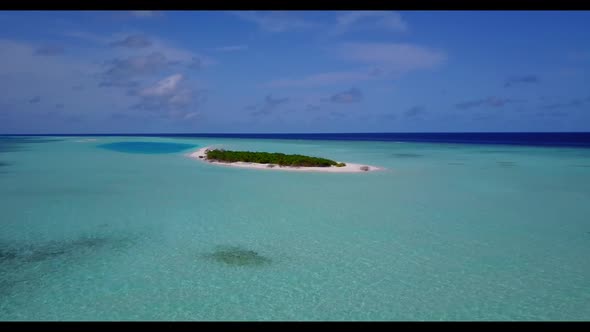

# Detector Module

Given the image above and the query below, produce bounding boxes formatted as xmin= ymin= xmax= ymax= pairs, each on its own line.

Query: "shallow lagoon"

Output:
xmin=98 ymin=142 xmax=197 ymax=154
xmin=0 ymin=136 xmax=589 ymax=320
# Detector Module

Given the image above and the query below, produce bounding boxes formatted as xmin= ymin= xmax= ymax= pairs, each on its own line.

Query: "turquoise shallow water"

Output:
xmin=0 ymin=136 xmax=589 ymax=321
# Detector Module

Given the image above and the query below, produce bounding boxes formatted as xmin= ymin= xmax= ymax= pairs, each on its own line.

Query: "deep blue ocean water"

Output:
xmin=4 ymin=132 xmax=590 ymax=148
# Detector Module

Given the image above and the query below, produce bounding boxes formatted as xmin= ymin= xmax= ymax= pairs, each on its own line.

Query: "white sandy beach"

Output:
xmin=187 ymin=146 xmax=382 ymax=173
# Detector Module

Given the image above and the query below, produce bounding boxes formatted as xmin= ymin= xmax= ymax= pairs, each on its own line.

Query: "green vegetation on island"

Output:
xmin=205 ymin=149 xmax=346 ymax=167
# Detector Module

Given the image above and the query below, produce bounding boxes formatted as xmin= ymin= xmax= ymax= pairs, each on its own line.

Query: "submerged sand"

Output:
xmin=187 ymin=146 xmax=382 ymax=173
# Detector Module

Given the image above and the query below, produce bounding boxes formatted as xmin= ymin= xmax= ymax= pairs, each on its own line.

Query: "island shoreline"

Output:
xmin=187 ymin=146 xmax=383 ymax=173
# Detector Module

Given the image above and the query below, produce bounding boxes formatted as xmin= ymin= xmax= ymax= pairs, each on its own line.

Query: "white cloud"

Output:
xmin=169 ymin=89 xmax=193 ymax=106
xmin=111 ymin=35 xmax=152 ymax=48
xmin=337 ymin=42 xmax=446 ymax=72
xmin=231 ymin=11 xmax=406 ymax=36
xmin=0 ymin=38 xmax=131 ymax=126
xmin=63 ymin=30 xmax=217 ymax=68
xmin=231 ymin=11 xmax=316 ymax=32
xmin=182 ymin=112 xmax=200 ymax=120
xmin=266 ymin=42 xmax=446 ymax=88
xmin=140 ymin=74 xmax=184 ymax=98
xmin=148 ymin=37 xmax=217 ymax=67
xmin=0 ymin=39 xmax=101 ymax=97
xmin=129 ymin=11 xmax=160 ymax=18
xmin=332 ymin=11 xmax=407 ymax=34
xmin=134 ymin=73 xmax=204 ymax=116
xmin=100 ymin=52 xmax=172 ymax=87
xmin=329 ymin=88 xmax=363 ymax=103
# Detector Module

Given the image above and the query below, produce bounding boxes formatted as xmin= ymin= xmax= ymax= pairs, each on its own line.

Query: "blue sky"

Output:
xmin=0 ymin=10 xmax=589 ymax=133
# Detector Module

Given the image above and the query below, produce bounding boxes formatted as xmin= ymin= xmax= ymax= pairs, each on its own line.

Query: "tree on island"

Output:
xmin=205 ymin=149 xmax=346 ymax=168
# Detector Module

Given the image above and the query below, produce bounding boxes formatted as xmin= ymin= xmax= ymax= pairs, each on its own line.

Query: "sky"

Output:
xmin=0 ymin=10 xmax=589 ymax=134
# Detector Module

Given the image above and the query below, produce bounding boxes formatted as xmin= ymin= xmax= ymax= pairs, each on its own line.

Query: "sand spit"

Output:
xmin=187 ymin=146 xmax=382 ymax=173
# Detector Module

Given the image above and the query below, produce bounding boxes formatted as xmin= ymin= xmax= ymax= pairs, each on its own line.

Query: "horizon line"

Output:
xmin=2 ymin=131 xmax=590 ymax=136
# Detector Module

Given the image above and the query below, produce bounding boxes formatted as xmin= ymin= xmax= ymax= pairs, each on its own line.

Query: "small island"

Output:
xmin=206 ymin=149 xmax=346 ymax=167
xmin=188 ymin=146 xmax=382 ymax=173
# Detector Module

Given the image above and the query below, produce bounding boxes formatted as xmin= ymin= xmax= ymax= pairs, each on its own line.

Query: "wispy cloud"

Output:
xmin=541 ymin=97 xmax=589 ymax=110
xmin=455 ymin=97 xmax=522 ymax=110
xmin=231 ymin=11 xmax=316 ymax=33
xmin=232 ymin=10 xmax=407 ymax=36
xmin=129 ymin=11 xmax=161 ymax=18
xmin=139 ymin=74 xmax=184 ymax=98
xmin=133 ymin=74 xmax=201 ymax=115
xmin=210 ymin=45 xmax=248 ymax=52
xmin=305 ymin=104 xmax=321 ymax=112
xmin=267 ymin=70 xmax=370 ymax=88
xmin=34 ymin=45 xmax=64 ymax=56
xmin=331 ymin=11 xmax=407 ymax=35
xmin=329 ymin=88 xmax=363 ymax=104
xmin=504 ymin=75 xmax=539 ymax=87
xmin=337 ymin=42 xmax=446 ymax=73
xmin=248 ymin=95 xmax=290 ymax=116
xmin=267 ymin=42 xmax=446 ymax=88
xmin=181 ymin=111 xmax=201 ymax=120
xmin=0 ymin=38 xmax=105 ymax=116
xmin=147 ymin=37 xmax=217 ymax=68
xmin=110 ymin=35 xmax=152 ymax=49
xmin=187 ymin=57 xmax=202 ymax=70
xmin=404 ymin=106 xmax=426 ymax=117
xmin=28 ymin=96 xmax=41 ymax=104
xmin=98 ymin=41 xmax=212 ymax=87
xmin=63 ymin=30 xmax=217 ymax=68
xmin=63 ymin=30 xmax=111 ymax=44
xmin=99 ymin=52 xmax=173 ymax=88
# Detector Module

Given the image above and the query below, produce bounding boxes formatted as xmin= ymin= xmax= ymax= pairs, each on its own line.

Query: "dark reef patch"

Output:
xmin=0 ymin=234 xmax=135 ymax=299
xmin=0 ymin=143 xmax=27 ymax=153
xmin=0 ymin=234 xmax=132 ymax=266
xmin=0 ymin=161 xmax=13 ymax=176
xmin=0 ymin=248 xmax=19 ymax=263
xmin=202 ymin=246 xmax=272 ymax=267
xmin=0 ymin=137 xmax=62 ymax=154
xmin=25 ymin=237 xmax=112 ymax=263
xmin=0 ymin=137 xmax=63 ymax=144
xmin=98 ymin=142 xmax=197 ymax=154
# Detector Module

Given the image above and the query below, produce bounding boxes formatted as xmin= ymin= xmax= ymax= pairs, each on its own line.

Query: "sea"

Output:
xmin=0 ymin=133 xmax=589 ymax=321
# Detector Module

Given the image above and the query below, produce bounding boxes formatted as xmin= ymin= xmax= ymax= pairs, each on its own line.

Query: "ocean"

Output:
xmin=0 ymin=133 xmax=589 ymax=320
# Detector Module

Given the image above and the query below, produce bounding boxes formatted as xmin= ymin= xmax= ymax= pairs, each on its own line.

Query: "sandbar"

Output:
xmin=187 ymin=146 xmax=382 ymax=173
